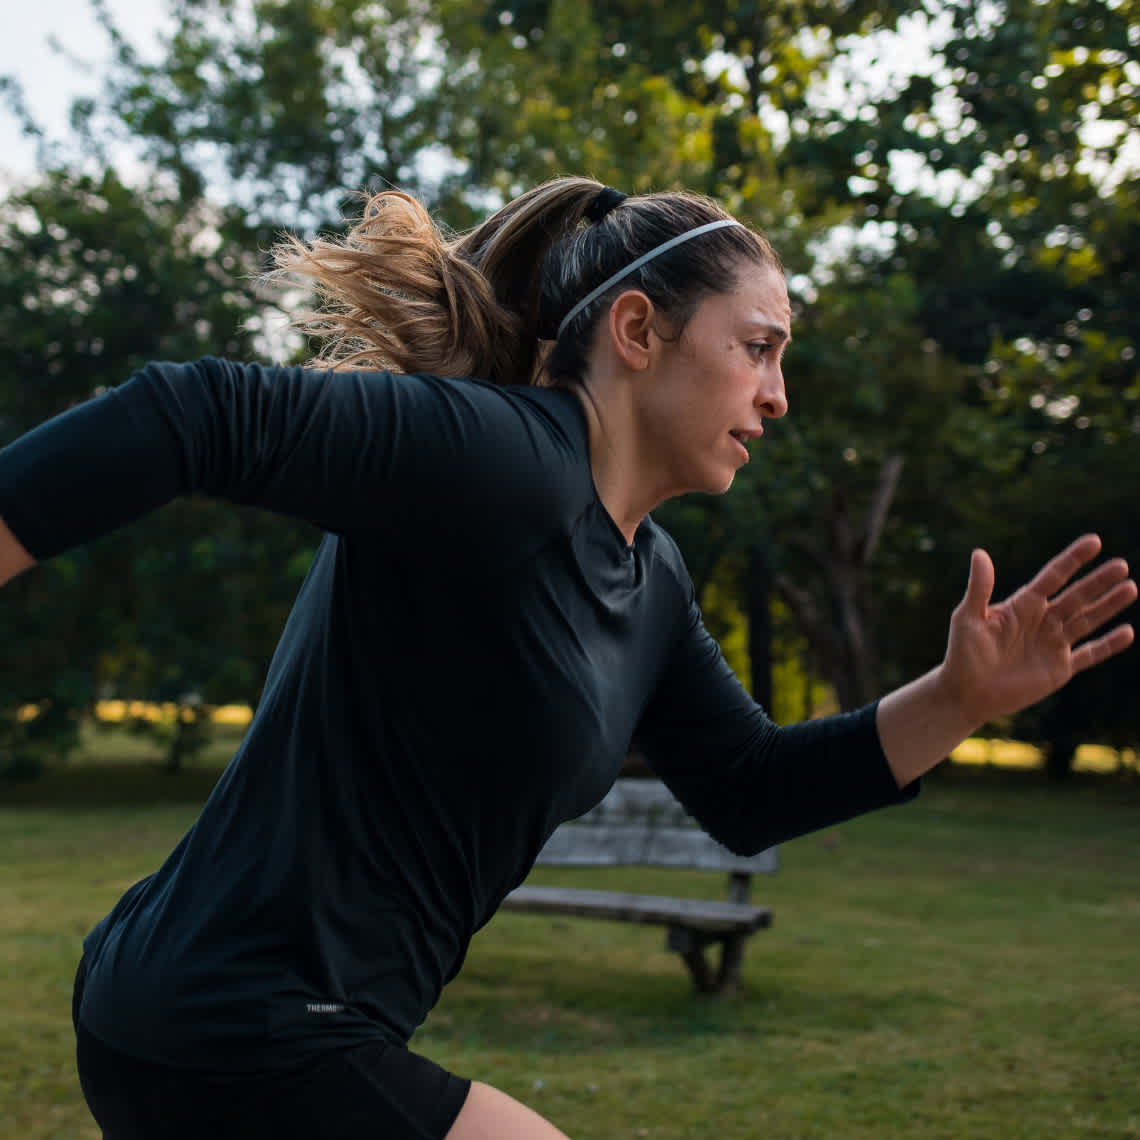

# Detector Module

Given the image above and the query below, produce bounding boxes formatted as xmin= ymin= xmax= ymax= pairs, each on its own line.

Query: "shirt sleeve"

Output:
xmin=636 ymin=594 xmax=919 ymax=855
xmin=0 ymin=358 xmax=573 ymax=562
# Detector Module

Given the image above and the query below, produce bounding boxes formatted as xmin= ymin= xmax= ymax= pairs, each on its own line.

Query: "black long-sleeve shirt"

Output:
xmin=0 ymin=359 xmax=916 ymax=1072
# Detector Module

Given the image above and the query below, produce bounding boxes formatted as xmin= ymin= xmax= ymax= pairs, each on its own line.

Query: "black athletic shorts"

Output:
xmin=72 ymin=956 xmax=471 ymax=1140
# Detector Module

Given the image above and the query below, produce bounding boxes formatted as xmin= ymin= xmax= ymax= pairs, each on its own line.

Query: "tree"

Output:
xmin=90 ymin=0 xmax=449 ymax=233
xmin=0 ymin=167 xmax=318 ymax=773
xmin=62 ymin=0 xmax=998 ymax=712
xmin=963 ymin=440 xmax=1140 ymax=778
xmin=10 ymin=0 xmax=1137 ymax=763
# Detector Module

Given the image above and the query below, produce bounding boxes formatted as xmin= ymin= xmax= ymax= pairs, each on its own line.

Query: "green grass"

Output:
xmin=2 ymin=765 xmax=1139 ymax=1139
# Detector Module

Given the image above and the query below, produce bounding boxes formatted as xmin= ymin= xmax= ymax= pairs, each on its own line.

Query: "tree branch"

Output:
xmin=862 ymin=454 xmax=904 ymax=565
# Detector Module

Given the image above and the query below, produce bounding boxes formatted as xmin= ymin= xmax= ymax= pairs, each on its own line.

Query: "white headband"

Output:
xmin=556 ymin=218 xmax=745 ymax=339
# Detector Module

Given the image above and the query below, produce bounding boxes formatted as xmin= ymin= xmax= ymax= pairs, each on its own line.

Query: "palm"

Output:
xmin=943 ymin=536 xmax=1136 ymax=725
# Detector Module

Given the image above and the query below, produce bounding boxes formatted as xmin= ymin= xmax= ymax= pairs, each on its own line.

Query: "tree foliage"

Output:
xmin=0 ymin=167 xmax=317 ymax=773
xmin=2 ymin=0 xmax=1137 ymax=775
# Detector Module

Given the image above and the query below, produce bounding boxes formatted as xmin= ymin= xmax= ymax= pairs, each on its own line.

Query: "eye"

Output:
xmin=746 ymin=342 xmax=773 ymax=360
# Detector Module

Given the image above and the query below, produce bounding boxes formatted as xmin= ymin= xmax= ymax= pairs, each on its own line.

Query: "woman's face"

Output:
xmin=634 ymin=262 xmax=791 ymax=501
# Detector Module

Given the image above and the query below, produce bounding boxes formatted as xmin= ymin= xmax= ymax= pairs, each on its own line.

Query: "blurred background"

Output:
xmin=2 ymin=8 xmax=1139 ymax=1139
xmin=0 ymin=0 xmax=1137 ymax=781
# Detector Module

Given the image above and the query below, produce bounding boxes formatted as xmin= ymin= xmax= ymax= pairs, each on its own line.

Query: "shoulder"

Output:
xmin=400 ymin=374 xmax=593 ymax=509
xmin=422 ymin=374 xmax=587 ymax=463
xmin=333 ymin=371 xmax=597 ymax=564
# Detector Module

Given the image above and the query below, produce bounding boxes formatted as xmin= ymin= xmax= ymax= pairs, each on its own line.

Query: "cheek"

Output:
xmin=649 ymin=370 xmax=704 ymax=429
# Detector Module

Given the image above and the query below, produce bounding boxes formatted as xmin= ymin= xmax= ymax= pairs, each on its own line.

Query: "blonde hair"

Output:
xmin=272 ymin=178 xmax=781 ymax=386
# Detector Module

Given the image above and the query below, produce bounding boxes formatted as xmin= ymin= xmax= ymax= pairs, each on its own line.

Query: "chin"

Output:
xmin=700 ymin=470 xmax=737 ymax=496
xmin=672 ymin=460 xmax=737 ymax=498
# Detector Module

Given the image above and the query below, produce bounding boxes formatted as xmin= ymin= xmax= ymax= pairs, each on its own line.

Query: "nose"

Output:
xmin=757 ymin=363 xmax=788 ymax=419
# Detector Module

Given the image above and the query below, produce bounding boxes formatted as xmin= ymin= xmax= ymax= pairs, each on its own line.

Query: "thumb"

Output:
xmin=961 ymin=548 xmax=995 ymax=617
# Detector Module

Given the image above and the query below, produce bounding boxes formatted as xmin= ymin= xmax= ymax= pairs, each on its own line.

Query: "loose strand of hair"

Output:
xmin=269 ymin=181 xmax=605 ymax=383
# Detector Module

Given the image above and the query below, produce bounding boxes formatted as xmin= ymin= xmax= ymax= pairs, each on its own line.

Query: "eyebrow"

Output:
xmin=746 ymin=319 xmax=792 ymax=345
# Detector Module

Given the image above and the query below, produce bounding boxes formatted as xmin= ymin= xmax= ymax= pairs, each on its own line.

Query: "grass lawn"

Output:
xmin=1 ymin=762 xmax=1138 ymax=1139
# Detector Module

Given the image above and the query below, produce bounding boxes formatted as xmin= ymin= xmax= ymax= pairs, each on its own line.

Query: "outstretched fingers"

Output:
xmin=1062 ymin=572 xmax=1137 ymax=642
xmin=1051 ymin=557 xmax=1136 ymax=626
xmin=1071 ymin=622 xmax=1136 ymax=675
xmin=1046 ymin=546 xmax=1137 ymax=670
xmin=1026 ymin=533 xmax=1104 ymax=601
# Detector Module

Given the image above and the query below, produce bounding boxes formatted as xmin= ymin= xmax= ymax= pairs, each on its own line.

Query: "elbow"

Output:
xmin=693 ymin=806 xmax=782 ymax=858
xmin=721 ymin=829 xmax=782 ymax=858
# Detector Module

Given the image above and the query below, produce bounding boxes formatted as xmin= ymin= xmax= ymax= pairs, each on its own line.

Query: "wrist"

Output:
xmin=935 ymin=651 xmax=995 ymax=732
xmin=930 ymin=661 xmax=979 ymax=730
xmin=877 ymin=665 xmax=983 ymax=787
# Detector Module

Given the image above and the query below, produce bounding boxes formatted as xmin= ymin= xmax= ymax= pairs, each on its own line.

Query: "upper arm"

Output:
xmin=637 ymin=598 xmax=779 ymax=830
xmin=0 ymin=359 xmax=570 ymax=563
xmin=154 ymin=360 xmax=573 ymax=550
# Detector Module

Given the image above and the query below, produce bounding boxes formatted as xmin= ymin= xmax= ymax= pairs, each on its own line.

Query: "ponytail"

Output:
xmin=272 ymin=179 xmax=606 ymax=385
xmin=273 ymin=176 xmax=779 ymax=388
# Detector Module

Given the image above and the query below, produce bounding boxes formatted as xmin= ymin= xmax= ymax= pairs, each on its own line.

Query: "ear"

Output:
xmin=607 ymin=290 xmax=657 ymax=371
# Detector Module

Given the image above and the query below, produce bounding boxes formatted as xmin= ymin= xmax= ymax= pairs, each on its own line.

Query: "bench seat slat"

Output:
xmin=503 ymin=884 xmax=773 ymax=934
xmin=535 ymin=825 xmax=778 ymax=872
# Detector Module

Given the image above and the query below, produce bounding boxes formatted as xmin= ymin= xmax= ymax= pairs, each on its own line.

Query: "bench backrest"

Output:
xmin=534 ymin=778 xmax=779 ymax=873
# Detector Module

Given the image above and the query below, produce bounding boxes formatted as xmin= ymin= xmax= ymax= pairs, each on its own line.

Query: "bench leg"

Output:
xmin=715 ymin=932 xmax=746 ymax=993
xmin=666 ymin=926 xmax=747 ymax=996
xmin=671 ymin=928 xmax=716 ymax=994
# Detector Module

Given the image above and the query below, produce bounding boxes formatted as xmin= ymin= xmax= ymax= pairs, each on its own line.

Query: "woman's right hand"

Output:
xmin=0 ymin=516 xmax=36 ymax=586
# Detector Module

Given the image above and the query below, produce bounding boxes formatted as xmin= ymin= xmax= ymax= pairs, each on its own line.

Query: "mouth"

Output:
xmin=729 ymin=428 xmax=762 ymax=460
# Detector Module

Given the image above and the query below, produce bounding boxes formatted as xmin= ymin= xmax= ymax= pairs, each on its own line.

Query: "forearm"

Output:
xmin=876 ymin=664 xmax=978 ymax=787
xmin=0 ymin=516 xmax=35 ymax=586
xmin=0 ymin=378 xmax=186 ymax=564
xmin=645 ymin=696 xmax=919 ymax=853
xmin=0 ymin=358 xmax=358 ymax=564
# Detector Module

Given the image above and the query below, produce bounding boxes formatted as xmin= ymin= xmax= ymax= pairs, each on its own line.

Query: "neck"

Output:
xmin=572 ymin=384 xmax=664 ymax=547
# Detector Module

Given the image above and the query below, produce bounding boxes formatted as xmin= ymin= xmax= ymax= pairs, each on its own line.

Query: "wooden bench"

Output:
xmin=501 ymin=779 xmax=778 ymax=994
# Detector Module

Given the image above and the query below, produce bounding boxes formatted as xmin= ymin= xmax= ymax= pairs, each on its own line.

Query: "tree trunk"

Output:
xmin=775 ymin=456 xmax=902 ymax=711
xmin=1045 ymin=734 xmax=1082 ymax=782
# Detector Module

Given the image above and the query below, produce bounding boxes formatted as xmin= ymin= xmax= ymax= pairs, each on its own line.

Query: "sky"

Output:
xmin=1 ymin=0 xmax=170 ymax=181
xmin=4 ymin=2 xmax=1133 ymax=202
xmin=1 ymin=1 xmax=951 ymax=199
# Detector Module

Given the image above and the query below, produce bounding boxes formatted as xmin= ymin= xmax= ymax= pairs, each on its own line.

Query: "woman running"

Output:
xmin=0 ymin=178 xmax=1133 ymax=1139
